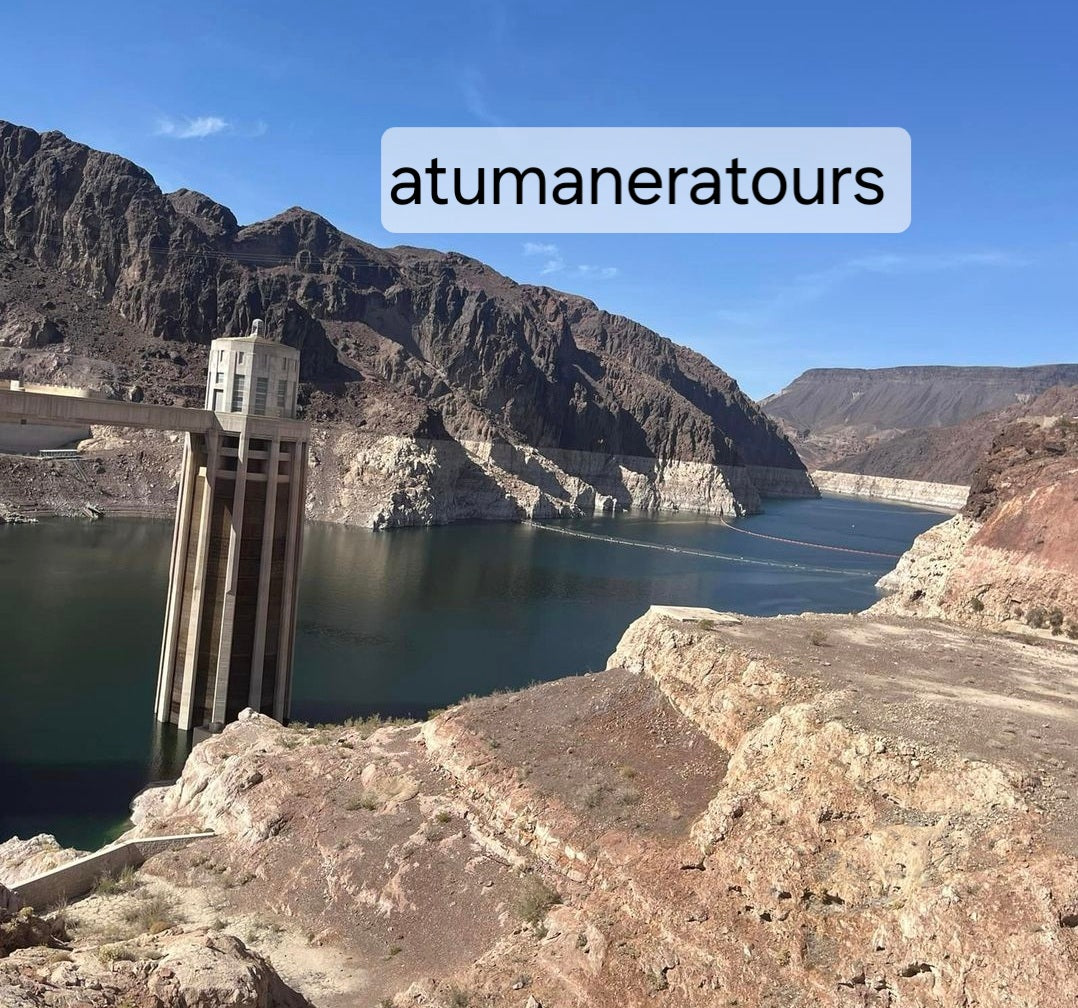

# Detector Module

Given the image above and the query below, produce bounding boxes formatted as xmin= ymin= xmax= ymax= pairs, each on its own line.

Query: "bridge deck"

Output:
xmin=0 ymin=388 xmax=309 ymax=439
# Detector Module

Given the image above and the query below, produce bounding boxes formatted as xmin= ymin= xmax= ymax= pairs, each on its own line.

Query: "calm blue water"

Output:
xmin=0 ymin=496 xmax=945 ymax=849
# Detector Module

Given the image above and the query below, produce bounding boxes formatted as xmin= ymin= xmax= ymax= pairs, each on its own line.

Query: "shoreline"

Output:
xmin=1 ymin=490 xmax=823 ymax=530
xmin=811 ymin=469 xmax=970 ymax=511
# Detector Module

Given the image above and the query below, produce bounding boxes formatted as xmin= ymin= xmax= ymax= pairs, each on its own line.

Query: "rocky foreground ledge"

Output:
xmin=3 ymin=606 xmax=1076 ymax=1007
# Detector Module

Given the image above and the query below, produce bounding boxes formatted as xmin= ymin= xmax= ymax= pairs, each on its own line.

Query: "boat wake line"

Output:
xmin=524 ymin=521 xmax=876 ymax=576
xmin=717 ymin=518 xmax=901 ymax=559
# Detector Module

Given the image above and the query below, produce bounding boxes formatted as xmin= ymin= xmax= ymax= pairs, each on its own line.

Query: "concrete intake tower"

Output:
xmin=154 ymin=321 xmax=309 ymax=732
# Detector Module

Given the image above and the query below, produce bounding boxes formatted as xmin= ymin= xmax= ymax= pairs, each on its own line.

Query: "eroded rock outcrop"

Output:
xmin=0 ymin=928 xmax=310 ymax=1008
xmin=0 ymin=837 xmax=84 ymax=889
xmin=874 ymin=409 xmax=1078 ymax=633
xmin=811 ymin=470 xmax=969 ymax=510
xmin=13 ymin=603 xmax=1064 ymax=1008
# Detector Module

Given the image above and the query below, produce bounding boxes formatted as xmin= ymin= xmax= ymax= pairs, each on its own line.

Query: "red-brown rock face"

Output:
xmin=876 ymin=401 xmax=1078 ymax=633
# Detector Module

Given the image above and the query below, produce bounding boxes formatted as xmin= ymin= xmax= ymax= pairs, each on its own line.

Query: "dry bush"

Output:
xmin=511 ymin=875 xmax=560 ymax=925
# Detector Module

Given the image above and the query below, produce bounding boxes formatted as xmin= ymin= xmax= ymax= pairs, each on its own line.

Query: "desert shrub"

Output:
xmin=314 ymin=714 xmax=412 ymax=735
xmin=1026 ymin=606 xmax=1047 ymax=629
xmin=809 ymin=629 xmax=829 ymax=647
xmin=578 ymin=781 xmax=608 ymax=809
xmin=344 ymin=792 xmax=380 ymax=811
xmin=121 ymin=892 xmax=179 ymax=934
xmin=97 ymin=943 xmax=138 ymax=962
xmin=1066 ymin=622 xmax=1078 ymax=640
xmin=511 ymin=875 xmax=560 ymax=925
xmin=47 ymin=896 xmax=74 ymax=936
xmin=448 ymin=989 xmax=472 ymax=1008
xmin=969 ymin=596 xmax=985 ymax=613
xmin=1048 ymin=609 xmax=1064 ymax=634
xmin=92 ymin=865 xmax=139 ymax=897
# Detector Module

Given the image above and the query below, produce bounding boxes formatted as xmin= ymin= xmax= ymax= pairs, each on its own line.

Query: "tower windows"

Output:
xmin=254 ymin=376 xmax=268 ymax=414
xmin=231 ymin=374 xmax=245 ymax=412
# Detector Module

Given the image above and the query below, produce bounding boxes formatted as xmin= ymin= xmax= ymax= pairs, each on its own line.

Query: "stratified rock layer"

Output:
xmin=811 ymin=470 xmax=969 ymax=510
xmin=875 ymin=408 xmax=1078 ymax=632
xmin=8 ymin=606 xmax=1071 ymax=1008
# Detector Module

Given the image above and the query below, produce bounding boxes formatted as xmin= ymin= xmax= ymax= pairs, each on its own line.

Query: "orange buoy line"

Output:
xmin=718 ymin=517 xmax=901 ymax=558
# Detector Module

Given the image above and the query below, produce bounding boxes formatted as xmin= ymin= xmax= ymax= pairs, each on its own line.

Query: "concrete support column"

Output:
xmin=211 ymin=427 xmax=248 ymax=725
xmin=176 ymin=430 xmax=219 ymax=731
xmin=248 ymin=437 xmax=281 ymax=711
xmin=153 ymin=327 xmax=307 ymax=733
xmin=155 ymin=434 xmax=198 ymax=720
xmin=273 ymin=438 xmax=306 ymax=723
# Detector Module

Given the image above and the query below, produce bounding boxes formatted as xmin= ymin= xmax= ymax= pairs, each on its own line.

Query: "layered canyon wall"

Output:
xmin=764 ymin=366 xmax=1078 ymax=476
xmin=0 ymin=120 xmax=814 ymax=526
xmin=811 ymin=470 xmax=969 ymax=510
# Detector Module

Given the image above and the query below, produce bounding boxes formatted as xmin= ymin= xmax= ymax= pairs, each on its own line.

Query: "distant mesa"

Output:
xmin=763 ymin=364 xmax=1078 ymax=480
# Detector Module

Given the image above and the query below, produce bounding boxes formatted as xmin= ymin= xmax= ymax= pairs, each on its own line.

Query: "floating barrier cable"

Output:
xmin=717 ymin=518 xmax=901 ymax=558
xmin=524 ymin=522 xmax=872 ymax=577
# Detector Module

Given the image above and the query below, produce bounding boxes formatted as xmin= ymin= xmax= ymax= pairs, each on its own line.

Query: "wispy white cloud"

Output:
xmin=577 ymin=264 xmax=620 ymax=279
xmin=155 ymin=115 xmax=230 ymax=139
xmin=460 ymin=68 xmax=503 ymax=126
xmin=523 ymin=242 xmax=619 ymax=281
xmin=717 ymin=249 xmax=1027 ymax=327
xmin=845 ymin=250 xmax=1023 ymax=273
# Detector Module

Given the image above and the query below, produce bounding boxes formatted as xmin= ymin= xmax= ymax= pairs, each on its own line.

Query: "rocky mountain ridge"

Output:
xmin=3 ymin=367 xmax=1078 ymax=1007
xmin=0 ymin=120 xmax=813 ymax=524
xmin=764 ymin=364 xmax=1078 ymax=472
xmin=826 ymin=384 xmax=1078 ymax=485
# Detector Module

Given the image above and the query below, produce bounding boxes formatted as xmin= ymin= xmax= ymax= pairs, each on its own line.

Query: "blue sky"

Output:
xmin=2 ymin=0 xmax=1075 ymax=399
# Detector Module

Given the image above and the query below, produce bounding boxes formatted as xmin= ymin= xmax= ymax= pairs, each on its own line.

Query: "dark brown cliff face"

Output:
xmin=962 ymin=386 xmax=1078 ymax=522
xmin=0 ymin=120 xmax=805 ymax=482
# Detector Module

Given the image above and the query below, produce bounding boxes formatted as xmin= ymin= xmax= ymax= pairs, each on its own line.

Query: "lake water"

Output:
xmin=0 ymin=496 xmax=945 ymax=849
